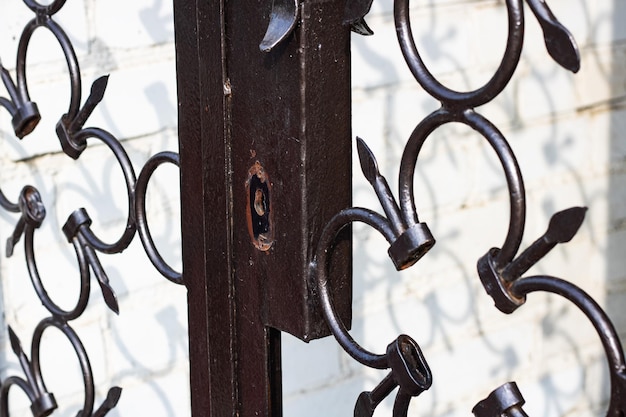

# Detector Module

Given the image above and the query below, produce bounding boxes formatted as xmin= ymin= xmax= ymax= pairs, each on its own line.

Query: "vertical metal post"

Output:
xmin=174 ymin=1 xmax=352 ymax=415
xmin=174 ymin=1 xmax=233 ymax=415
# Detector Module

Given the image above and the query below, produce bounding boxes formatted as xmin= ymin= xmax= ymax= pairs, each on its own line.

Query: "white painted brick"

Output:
xmin=587 ymin=0 xmax=626 ymax=46
xmin=94 ymin=0 xmax=175 ymax=50
xmin=282 ymin=333 xmax=345 ymax=396
xmin=471 ymin=2 xmax=511 ymax=71
xmin=283 ymin=371 xmax=367 ymax=417
xmin=37 ymin=320 xmax=108 ymax=393
xmin=1 ymin=59 xmax=177 ymax=161
xmin=477 ymin=116 xmax=593 ymax=196
xmin=106 ymin=365 xmax=190 ymax=417
xmin=0 ymin=0 xmax=625 ymax=416
xmin=0 ymin=2 xmax=33 ymax=67
xmin=351 ymin=15 xmax=413 ymax=91
xmin=0 ymin=1 xmax=88 ymax=69
xmin=87 ymin=59 xmax=178 ymax=140
xmin=574 ymin=45 xmax=626 ymax=108
xmin=514 ymin=63 xmax=578 ymax=122
xmin=590 ymin=107 xmax=626 ymax=173
xmin=53 ymin=141 xmax=148 ymax=234
xmin=352 ymin=3 xmax=478 ymax=91
xmin=106 ymin=283 xmax=188 ymax=376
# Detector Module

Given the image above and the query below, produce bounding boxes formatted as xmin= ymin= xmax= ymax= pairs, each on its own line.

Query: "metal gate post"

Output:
xmin=174 ymin=1 xmax=231 ymax=415
xmin=174 ymin=1 xmax=352 ymax=415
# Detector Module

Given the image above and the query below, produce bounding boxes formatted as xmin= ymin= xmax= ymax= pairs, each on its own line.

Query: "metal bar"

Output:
xmin=174 ymin=0 xmax=238 ymax=415
xmin=225 ymin=0 xmax=352 ymax=342
xmin=174 ymin=0 xmax=352 ymax=415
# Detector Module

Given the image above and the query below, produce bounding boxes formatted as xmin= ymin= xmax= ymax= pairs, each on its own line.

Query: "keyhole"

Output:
xmin=254 ymin=189 xmax=266 ymax=216
xmin=250 ymin=181 xmax=270 ymax=237
xmin=246 ymin=161 xmax=273 ymax=251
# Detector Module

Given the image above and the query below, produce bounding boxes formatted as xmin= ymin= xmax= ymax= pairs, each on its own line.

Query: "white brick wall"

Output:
xmin=0 ymin=0 xmax=624 ymax=416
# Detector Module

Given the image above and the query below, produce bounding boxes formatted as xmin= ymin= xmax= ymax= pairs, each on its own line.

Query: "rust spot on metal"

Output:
xmin=246 ymin=161 xmax=273 ymax=251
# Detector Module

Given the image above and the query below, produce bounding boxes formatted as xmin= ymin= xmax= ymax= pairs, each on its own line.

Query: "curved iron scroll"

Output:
xmin=313 ymin=1 xmax=623 ymax=416
xmin=0 ymin=1 xmax=182 ymax=415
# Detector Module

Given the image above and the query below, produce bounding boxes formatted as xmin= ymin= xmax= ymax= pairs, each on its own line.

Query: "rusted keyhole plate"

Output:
xmin=246 ymin=161 xmax=274 ymax=251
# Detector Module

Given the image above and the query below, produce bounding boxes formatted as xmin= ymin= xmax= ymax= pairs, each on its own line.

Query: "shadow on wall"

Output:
xmin=0 ymin=0 xmax=186 ymax=416
xmin=284 ymin=0 xmax=625 ymax=416
xmin=98 ymin=1 xmax=185 ymax=416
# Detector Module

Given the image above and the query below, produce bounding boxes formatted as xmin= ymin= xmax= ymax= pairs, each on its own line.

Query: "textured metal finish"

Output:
xmin=174 ymin=0 xmax=352 ymax=415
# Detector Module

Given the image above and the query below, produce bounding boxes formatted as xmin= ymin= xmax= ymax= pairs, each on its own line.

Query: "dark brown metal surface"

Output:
xmin=174 ymin=0 xmax=352 ymax=415
xmin=174 ymin=1 xmax=223 ymax=415
xmin=225 ymin=0 xmax=352 ymax=342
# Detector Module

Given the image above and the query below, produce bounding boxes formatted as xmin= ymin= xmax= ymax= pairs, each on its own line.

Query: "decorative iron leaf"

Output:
xmin=89 ymin=76 xmax=109 ymax=106
xmin=356 ymin=137 xmax=379 ymax=184
xmin=8 ymin=326 xmax=22 ymax=356
xmin=70 ymin=75 xmax=111 ymax=132
xmin=542 ymin=20 xmax=581 ymax=73
xmin=83 ymin=242 xmax=120 ymax=314
xmin=527 ymin=0 xmax=580 ymax=73
xmin=97 ymin=278 xmax=119 ymax=315
xmin=92 ymin=386 xmax=122 ymax=417
xmin=545 ymin=206 xmax=586 ymax=243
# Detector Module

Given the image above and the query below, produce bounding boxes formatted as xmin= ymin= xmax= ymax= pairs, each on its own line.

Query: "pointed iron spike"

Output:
xmin=543 ymin=23 xmax=580 ymax=73
xmin=526 ymin=0 xmax=580 ymax=73
xmin=98 ymin=278 xmax=120 ymax=315
xmin=356 ymin=137 xmax=380 ymax=184
xmin=501 ymin=206 xmax=587 ymax=282
xmin=92 ymin=386 xmax=122 ymax=417
xmin=7 ymin=326 xmax=21 ymax=356
xmin=105 ymin=387 xmax=122 ymax=406
xmin=89 ymin=75 xmax=109 ymax=105
xmin=545 ymin=206 xmax=587 ymax=243
xmin=82 ymin=242 xmax=120 ymax=314
xmin=5 ymin=237 xmax=15 ymax=258
xmin=69 ymin=75 xmax=110 ymax=133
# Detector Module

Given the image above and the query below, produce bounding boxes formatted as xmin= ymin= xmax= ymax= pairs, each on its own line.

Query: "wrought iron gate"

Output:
xmin=0 ymin=0 xmax=624 ymax=416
